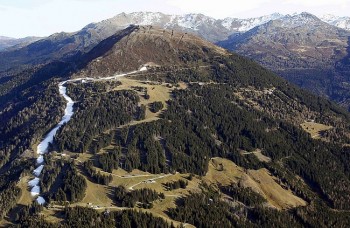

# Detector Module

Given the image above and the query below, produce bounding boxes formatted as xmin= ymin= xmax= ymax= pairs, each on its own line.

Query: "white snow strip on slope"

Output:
xmin=29 ymin=67 xmax=147 ymax=205
xmin=37 ymin=155 xmax=44 ymax=164
xmin=33 ymin=165 xmax=44 ymax=177
xmin=36 ymin=196 xmax=46 ymax=205
xmin=30 ymin=185 xmax=40 ymax=197
xmin=28 ymin=177 xmax=40 ymax=187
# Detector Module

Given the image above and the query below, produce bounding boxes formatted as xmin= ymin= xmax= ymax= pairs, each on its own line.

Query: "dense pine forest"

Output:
xmin=11 ymin=205 xmax=174 ymax=228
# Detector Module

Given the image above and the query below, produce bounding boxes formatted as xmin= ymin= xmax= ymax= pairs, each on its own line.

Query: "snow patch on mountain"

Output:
xmin=320 ymin=14 xmax=350 ymax=30
xmin=222 ymin=13 xmax=284 ymax=31
xmin=130 ymin=12 xmax=163 ymax=25
xmin=277 ymin=12 xmax=323 ymax=28
xmin=178 ymin=14 xmax=201 ymax=30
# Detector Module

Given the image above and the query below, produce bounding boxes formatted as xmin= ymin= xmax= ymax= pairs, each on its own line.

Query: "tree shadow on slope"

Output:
xmin=0 ymin=25 xmax=139 ymax=107
xmin=334 ymin=36 xmax=350 ymax=111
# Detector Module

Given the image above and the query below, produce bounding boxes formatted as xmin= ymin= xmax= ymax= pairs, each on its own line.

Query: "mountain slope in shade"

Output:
xmin=0 ymin=27 xmax=126 ymax=72
xmin=218 ymin=12 xmax=350 ymax=110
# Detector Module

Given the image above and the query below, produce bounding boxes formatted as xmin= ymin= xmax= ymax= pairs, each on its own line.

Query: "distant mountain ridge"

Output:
xmin=86 ymin=11 xmax=350 ymax=42
xmin=321 ymin=14 xmax=350 ymax=30
xmin=1 ymin=11 xmax=350 ymax=110
xmin=84 ymin=12 xmax=284 ymax=42
xmin=218 ymin=12 xmax=350 ymax=110
xmin=0 ymin=36 xmax=41 ymax=51
xmin=1 ymin=11 xmax=349 ymax=46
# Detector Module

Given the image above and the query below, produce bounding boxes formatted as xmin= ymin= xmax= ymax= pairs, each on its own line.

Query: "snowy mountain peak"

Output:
xmin=321 ymin=14 xmax=339 ymax=21
xmin=105 ymin=11 xmax=350 ymax=33
xmin=274 ymin=12 xmax=327 ymax=28
xmin=320 ymin=14 xmax=350 ymax=30
xmin=222 ymin=13 xmax=284 ymax=31
xmin=84 ymin=11 xmax=350 ymax=46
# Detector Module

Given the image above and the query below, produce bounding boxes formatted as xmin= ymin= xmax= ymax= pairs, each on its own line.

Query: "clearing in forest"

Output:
xmin=114 ymin=77 xmax=173 ymax=125
xmin=240 ymin=149 xmax=272 ymax=163
xmin=204 ymin=157 xmax=307 ymax=209
xmin=300 ymin=122 xmax=333 ymax=139
xmin=17 ymin=176 xmax=33 ymax=206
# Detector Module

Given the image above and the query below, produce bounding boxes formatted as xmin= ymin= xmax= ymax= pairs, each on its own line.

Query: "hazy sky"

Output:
xmin=0 ymin=0 xmax=349 ymax=38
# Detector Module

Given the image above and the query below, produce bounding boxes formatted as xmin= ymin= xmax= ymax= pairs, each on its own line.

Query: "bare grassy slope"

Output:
xmin=73 ymin=25 xmax=228 ymax=78
xmin=205 ymin=157 xmax=307 ymax=209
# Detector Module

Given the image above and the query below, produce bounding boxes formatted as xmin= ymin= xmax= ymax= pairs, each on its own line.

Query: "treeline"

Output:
xmin=0 ymin=182 xmax=21 ymax=220
xmin=67 ymin=80 xmax=122 ymax=101
xmin=11 ymin=205 xmax=174 ymax=228
xmin=0 ymin=79 xmax=64 ymax=169
xmin=65 ymin=207 xmax=174 ymax=228
xmin=0 ymin=158 xmax=33 ymax=220
xmin=163 ymin=179 xmax=188 ymax=190
xmin=49 ymin=163 xmax=87 ymax=203
xmin=149 ymin=101 xmax=164 ymax=113
xmin=219 ymin=183 xmax=266 ymax=207
xmin=39 ymin=154 xmax=64 ymax=193
xmin=83 ymin=160 xmax=113 ymax=185
xmin=168 ymin=190 xmax=315 ymax=227
xmin=114 ymin=186 xmax=164 ymax=208
xmin=168 ymin=192 xmax=246 ymax=227
xmin=119 ymin=69 xmax=350 ymax=210
xmin=98 ymin=146 xmax=121 ymax=172
xmin=12 ymin=201 xmax=44 ymax=225
xmin=89 ymin=133 xmax=113 ymax=154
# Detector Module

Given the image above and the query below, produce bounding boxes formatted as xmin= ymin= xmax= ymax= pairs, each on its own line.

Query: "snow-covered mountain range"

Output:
xmin=90 ymin=12 xmax=285 ymax=42
xmin=321 ymin=14 xmax=350 ymax=30
xmin=82 ymin=12 xmax=349 ymax=43
xmin=1 ymin=11 xmax=349 ymax=50
xmin=103 ymin=11 xmax=350 ymax=32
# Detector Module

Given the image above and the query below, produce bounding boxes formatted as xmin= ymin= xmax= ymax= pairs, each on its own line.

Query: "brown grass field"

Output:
xmin=17 ymin=176 xmax=34 ymax=206
xmin=115 ymin=77 xmax=172 ymax=123
xmin=300 ymin=122 xmax=333 ymax=139
xmin=241 ymin=149 xmax=272 ymax=163
xmin=204 ymin=157 xmax=307 ymax=209
xmin=247 ymin=169 xmax=307 ymax=209
xmin=37 ymin=156 xmax=308 ymax=226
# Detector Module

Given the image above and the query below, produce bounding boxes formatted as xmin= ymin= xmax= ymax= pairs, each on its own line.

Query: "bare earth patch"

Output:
xmin=247 ymin=169 xmax=307 ymax=209
xmin=17 ymin=176 xmax=34 ymax=206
